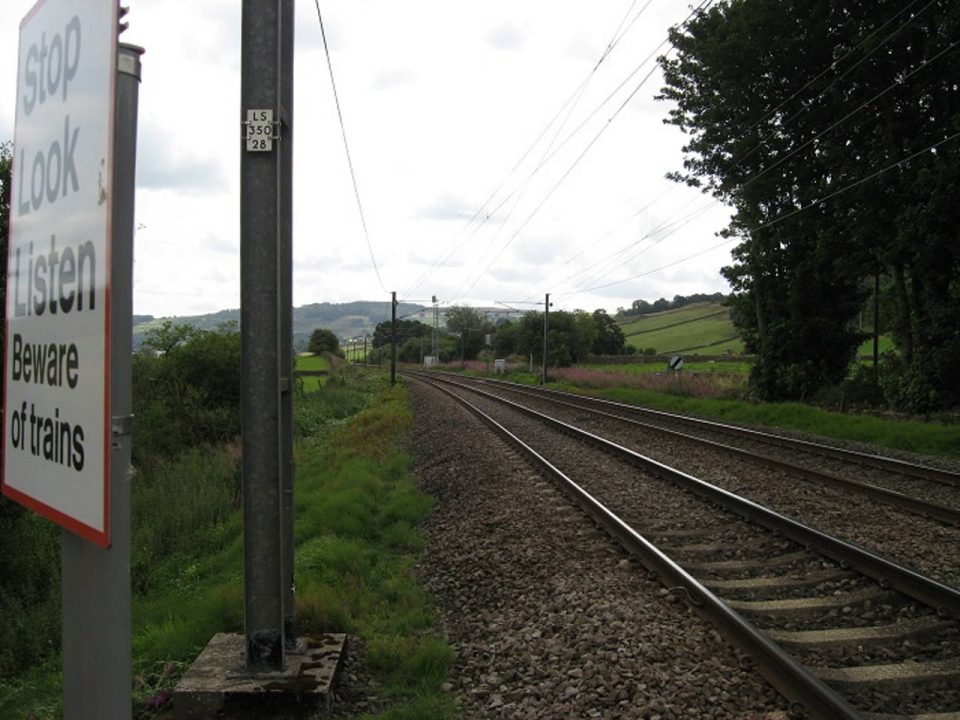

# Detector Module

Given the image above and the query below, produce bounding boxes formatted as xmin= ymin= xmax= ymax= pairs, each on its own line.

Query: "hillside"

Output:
xmin=617 ymin=302 xmax=744 ymax=355
xmin=133 ymin=301 xmax=426 ymax=350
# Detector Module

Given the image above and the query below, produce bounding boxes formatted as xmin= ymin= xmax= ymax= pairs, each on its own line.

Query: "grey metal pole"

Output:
xmin=61 ymin=42 xmax=142 ymax=720
xmin=279 ymin=0 xmax=296 ymax=652
xmin=391 ymin=292 xmax=397 ymax=385
xmin=241 ymin=0 xmax=285 ymax=672
xmin=364 ymin=335 xmax=368 ymax=367
xmin=433 ymin=298 xmax=439 ymax=359
xmin=872 ymin=269 xmax=880 ymax=379
xmin=542 ymin=293 xmax=550 ymax=385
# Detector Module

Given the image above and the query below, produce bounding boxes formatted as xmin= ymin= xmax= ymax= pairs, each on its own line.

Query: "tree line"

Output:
xmin=365 ymin=305 xmax=627 ymax=366
xmin=660 ymin=0 xmax=959 ymax=411
xmin=616 ymin=292 xmax=728 ymax=319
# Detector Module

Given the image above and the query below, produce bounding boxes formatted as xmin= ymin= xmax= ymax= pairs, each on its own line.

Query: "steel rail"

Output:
xmin=426 ymin=373 xmax=960 ymax=527
xmin=411 ymin=370 xmax=960 ymax=617
xmin=408 ymin=374 xmax=866 ymax=720
xmin=435 ymin=371 xmax=960 ymax=488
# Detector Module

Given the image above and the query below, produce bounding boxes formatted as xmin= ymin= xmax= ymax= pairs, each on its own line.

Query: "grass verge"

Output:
xmin=562 ymin=380 xmax=960 ymax=458
xmin=442 ymin=366 xmax=958 ymax=459
xmin=0 ymin=367 xmax=454 ymax=720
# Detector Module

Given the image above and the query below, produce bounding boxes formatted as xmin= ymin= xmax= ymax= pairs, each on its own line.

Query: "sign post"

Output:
xmin=3 ymin=1 xmax=142 ymax=716
xmin=240 ymin=0 xmax=295 ymax=672
xmin=4 ymin=0 xmax=118 ymax=545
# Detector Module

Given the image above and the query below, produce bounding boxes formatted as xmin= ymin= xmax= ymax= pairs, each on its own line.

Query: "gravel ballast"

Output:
xmin=408 ymin=379 xmax=794 ymax=719
xmin=457 ymin=378 xmax=960 ymax=589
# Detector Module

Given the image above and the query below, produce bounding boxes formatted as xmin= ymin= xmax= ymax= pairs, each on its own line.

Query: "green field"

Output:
xmin=857 ymin=335 xmax=895 ymax=357
xmin=296 ymin=353 xmax=332 ymax=372
xmin=618 ymin=303 xmax=743 ymax=355
xmin=295 ymin=353 xmax=332 ymax=392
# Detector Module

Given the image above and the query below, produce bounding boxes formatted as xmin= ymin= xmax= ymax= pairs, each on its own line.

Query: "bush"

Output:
xmin=878 ymin=352 xmax=943 ymax=415
xmin=133 ymin=322 xmax=241 ymax=468
xmin=0 ymin=502 xmax=60 ymax=675
xmin=837 ymin=364 xmax=883 ymax=409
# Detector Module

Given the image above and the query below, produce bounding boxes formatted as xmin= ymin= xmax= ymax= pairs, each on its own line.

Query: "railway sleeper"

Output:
xmin=765 ymin=615 xmax=956 ymax=649
xmin=726 ymin=586 xmax=897 ymax=618
xmin=815 ymin=657 xmax=960 ymax=687
xmin=705 ymin=567 xmax=851 ymax=593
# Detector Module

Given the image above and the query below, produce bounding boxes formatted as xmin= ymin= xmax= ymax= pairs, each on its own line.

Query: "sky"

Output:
xmin=1 ymin=0 xmax=736 ymax=319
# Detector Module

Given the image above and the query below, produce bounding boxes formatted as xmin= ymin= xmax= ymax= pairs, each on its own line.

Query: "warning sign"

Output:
xmin=3 ymin=0 xmax=118 ymax=547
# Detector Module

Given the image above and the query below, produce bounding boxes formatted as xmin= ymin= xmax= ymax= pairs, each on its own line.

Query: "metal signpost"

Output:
xmin=542 ymin=293 xmax=550 ymax=385
xmin=390 ymin=291 xmax=397 ymax=385
xmin=240 ymin=0 xmax=295 ymax=672
xmin=3 ymin=1 xmax=141 ymax=716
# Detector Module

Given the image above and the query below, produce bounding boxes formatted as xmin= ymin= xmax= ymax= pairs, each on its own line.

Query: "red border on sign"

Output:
xmin=0 ymin=0 xmax=119 ymax=550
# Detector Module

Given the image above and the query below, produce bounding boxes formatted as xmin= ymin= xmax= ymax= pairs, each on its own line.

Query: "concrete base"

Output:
xmin=173 ymin=633 xmax=346 ymax=720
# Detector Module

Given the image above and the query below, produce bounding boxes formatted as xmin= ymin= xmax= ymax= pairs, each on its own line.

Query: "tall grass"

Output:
xmin=563 ymin=382 xmax=960 ymax=458
xmin=1 ymin=368 xmax=453 ymax=719
xmin=548 ymin=366 xmax=747 ymax=399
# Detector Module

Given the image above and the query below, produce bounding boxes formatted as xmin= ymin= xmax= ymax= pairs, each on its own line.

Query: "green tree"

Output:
xmin=515 ymin=310 xmax=597 ymax=367
xmin=308 ymin=327 xmax=340 ymax=355
xmin=133 ymin=323 xmax=242 ymax=467
xmin=491 ymin=319 xmax=518 ymax=358
xmin=659 ymin=0 xmax=959 ymax=404
xmin=371 ymin=318 xmax=431 ymax=350
xmin=445 ymin=305 xmax=494 ymax=361
xmin=591 ymin=309 xmax=626 ymax=355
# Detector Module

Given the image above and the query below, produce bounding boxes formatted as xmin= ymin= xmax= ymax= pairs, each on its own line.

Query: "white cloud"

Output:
xmin=418 ymin=193 xmax=477 ymax=222
xmin=486 ymin=22 xmax=527 ymax=51
xmin=0 ymin=0 xmax=734 ymax=318
xmin=371 ymin=68 xmax=417 ymax=91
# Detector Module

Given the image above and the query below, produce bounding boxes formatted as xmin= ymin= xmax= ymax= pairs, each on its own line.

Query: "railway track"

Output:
xmin=420 ymin=370 xmax=960 ymax=529
xmin=406 ymin=371 xmax=960 ymax=720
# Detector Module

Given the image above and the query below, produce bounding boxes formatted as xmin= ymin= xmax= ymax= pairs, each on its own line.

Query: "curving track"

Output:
xmin=406 ymin=370 xmax=960 ymax=720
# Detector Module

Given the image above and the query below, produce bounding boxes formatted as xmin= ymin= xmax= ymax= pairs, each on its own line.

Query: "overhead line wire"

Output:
xmin=449 ymin=0 xmax=715 ymax=302
xmin=571 ymin=130 xmax=960 ymax=296
xmin=738 ymin=36 xmax=960 ymax=196
xmin=404 ymin=0 xmax=667 ymax=299
xmin=550 ymin=0 xmax=936 ymax=295
xmin=514 ymin=183 xmax=678 ymax=299
xmin=553 ymin=199 xmax=720 ymax=302
xmin=727 ymin=0 xmax=932 ymax=174
xmin=314 ymin=0 xmax=388 ymax=294
xmin=452 ymin=60 xmax=665 ymax=302
xmin=525 ymin=1 xmax=949 ymax=305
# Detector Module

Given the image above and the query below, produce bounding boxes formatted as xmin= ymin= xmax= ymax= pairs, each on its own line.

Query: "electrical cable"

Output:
xmin=513 ymin=182 xmax=679 ymax=300
xmin=451 ymin=60 xmax=665 ymax=302
xmin=738 ymin=37 xmax=960 ymax=196
xmin=570 ymin=130 xmax=960 ymax=296
xmin=314 ymin=0 xmax=388 ymax=294
xmin=725 ymin=0 xmax=934 ymax=175
xmin=518 ymin=1 xmax=952 ymax=307
xmin=404 ymin=0 xmax=673 ymax=299
xmin=553 ymin=198 xmax=720 ymax=301
xmin=545 ymin=0 xmax=938 ymax=298
xmin=448 ymin=0 xmax=717 ymax=303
